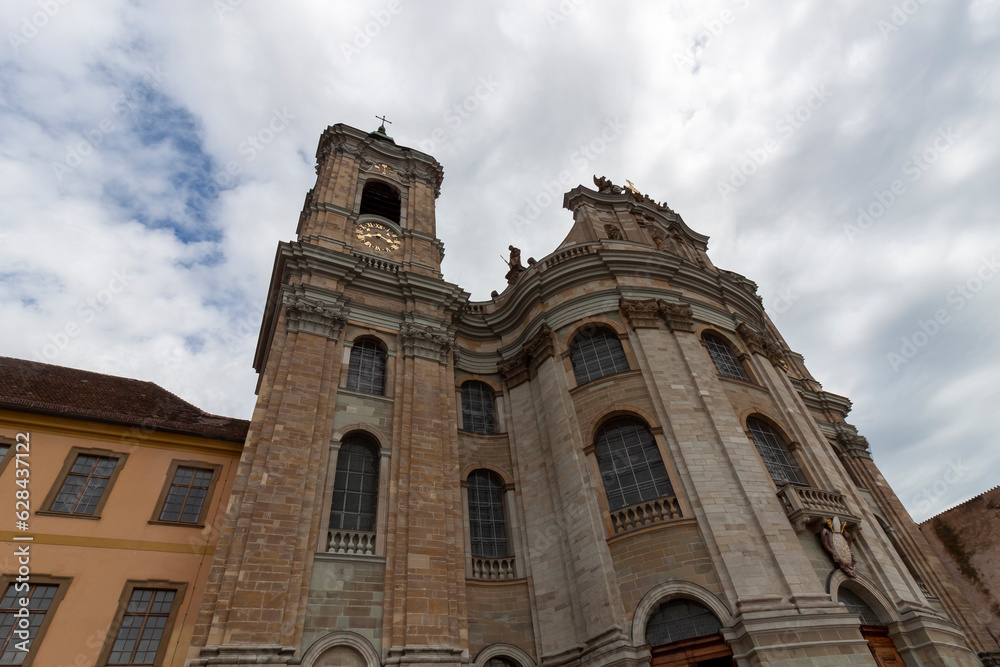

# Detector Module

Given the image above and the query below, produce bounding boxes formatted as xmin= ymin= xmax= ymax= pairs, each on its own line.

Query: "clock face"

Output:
xmin=355 ymin=221 xmax=400 ymax=253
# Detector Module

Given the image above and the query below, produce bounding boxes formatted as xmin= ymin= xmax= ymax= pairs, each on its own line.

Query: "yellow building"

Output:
xmin=0 ymin=357 xmax=247 ymax=667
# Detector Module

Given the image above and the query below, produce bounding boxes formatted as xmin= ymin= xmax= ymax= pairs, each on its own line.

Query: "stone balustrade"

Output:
xmin=327 ymin=529 xmax=376 ymax=555
xmin=777 ymin=484 xmax=861 ymax=532
xmin=471 ymin=556 xmax=517 ymax=581
xmin=610 ymin=496 xmax=683 ymax=535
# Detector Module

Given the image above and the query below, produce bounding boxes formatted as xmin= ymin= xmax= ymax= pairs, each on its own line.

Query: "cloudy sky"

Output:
xmin=1 ymin=0 xmax=997 ymax=521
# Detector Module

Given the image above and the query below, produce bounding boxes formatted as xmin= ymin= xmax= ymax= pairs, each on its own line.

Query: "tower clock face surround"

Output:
xmin=355 ymin=220 xmax=400 ymax=253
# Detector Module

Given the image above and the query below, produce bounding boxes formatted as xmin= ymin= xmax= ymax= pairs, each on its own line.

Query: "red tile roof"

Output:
xmin=0 ymin=357 xmax=249 ymax=442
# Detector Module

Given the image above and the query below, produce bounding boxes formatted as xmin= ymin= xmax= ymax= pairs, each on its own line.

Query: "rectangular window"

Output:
xmin=98 ymin=582 xmax=186 ymax=667
xmin=0 ymin=576 xmax=71 ymax=667
xmin=0 ymin=436 xmax=14 ymax=478
xmin=150 ymin=461 xmax=221 ymax=527
xmin=39 ymin=448 xmax=128 ymax=519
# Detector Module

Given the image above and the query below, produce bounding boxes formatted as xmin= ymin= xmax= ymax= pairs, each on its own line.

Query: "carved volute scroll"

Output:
xmin=498 ymin=324 xmax=554 ymax=388
xmin=283 ymin=295 xmax=349 ymax=341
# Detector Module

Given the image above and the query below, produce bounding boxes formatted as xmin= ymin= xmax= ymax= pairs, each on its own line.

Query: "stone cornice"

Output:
xmin=497 ymin=324 xmax=554 ymax=388
xmin=282 ymin=293 xmax=349 ymax=341
xmin=619 ymin=298 xmax=661 ymax=328
xmin=454 ymin=243 xmax=765 ymax=342
xmin=834 ymin=424 xmax=873 ymax=460
xmin=618 ymin=298 xmax=695 ymax=332
xmin=398 ymin=321 xmax=455 ymax=364
xmin=736 ymin=322 xmax=788 ymax=369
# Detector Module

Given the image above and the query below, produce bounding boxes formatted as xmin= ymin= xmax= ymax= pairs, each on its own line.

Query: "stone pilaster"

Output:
xmin=382 ymin=324 xmax=468 ymax=666
xmin=190 ymin=300 xmax=345 ymax=665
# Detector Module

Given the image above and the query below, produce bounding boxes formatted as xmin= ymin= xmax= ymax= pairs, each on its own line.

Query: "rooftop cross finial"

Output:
xmin=375 ymin=115 xmax=392 ymax=132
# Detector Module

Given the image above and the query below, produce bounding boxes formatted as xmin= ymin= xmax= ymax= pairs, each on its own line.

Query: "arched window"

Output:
xmin=346 ymin=338 xmax=387 ymax=395
xmin=358 ymin=180 xmax=401 ymax=223
xmin=645 ymin=599 xmax=723 ymax=647
xmin=594 ymin=417 xmax=673 ymax=511
xmin=746 ymin=417 xmax=806 ymax=486
xmin=330 ymin=436 xmax=379 ymax=532
xmin=702 ymin=332 xmax=749 ymax=381
xmin=570 ymin=328 xmax=630 ymax=385
xmin=461 ymin=382 xmax=496 ymax=434
xmin=484 ymin=659 xmax=518 ymax=667
xmin=467 ymin=470 xmax=509 ymax=558
xmin=838 ymin=588 xmax=883 ymax=626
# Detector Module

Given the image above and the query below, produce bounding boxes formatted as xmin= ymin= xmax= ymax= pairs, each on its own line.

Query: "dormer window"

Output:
xmin=359 ymin=180 xmax=401 ymax=223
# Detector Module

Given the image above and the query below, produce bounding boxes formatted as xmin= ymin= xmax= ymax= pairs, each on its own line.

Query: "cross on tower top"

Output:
xmin=375 ymin=115 xmax=392 ymax=131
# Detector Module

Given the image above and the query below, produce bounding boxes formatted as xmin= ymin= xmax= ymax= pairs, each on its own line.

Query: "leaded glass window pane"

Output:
xmin=746 ymin=418 xmax=806 ymax=486
xmin=703 ymin=333 xmax=749 ymax=380
xmin=159 ymin=466 xmax=214 ymax=523
xmin=0 ymin=583 xmax=58 ymax=664
xmin=330 ymin=439 xmax=379 ymax=532
xmin=594 ymin=418 xmax=673 ymax=511
xmin=346 ymin=339 xmax=387 ymax=395
xmin=108 ymin=588 xmax=176 ymax=665
xmin=462 ymin=382 xmax=496 ymax=434
xmin=570 ymin=328 xmax=630 ymax=385
xmin=468 ymin=470 xmax=509 ymax=558
xmin=645 ymin=599 xmax=722 ymax=647
xmin=838 ymin=588 xmax=883 ymax=626
xmin=50 ymin=454 xmax=118 ymax=514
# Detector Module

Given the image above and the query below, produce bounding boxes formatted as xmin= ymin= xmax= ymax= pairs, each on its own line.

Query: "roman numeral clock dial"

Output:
xmin=355 ymin=220 xmax=400 ymax=253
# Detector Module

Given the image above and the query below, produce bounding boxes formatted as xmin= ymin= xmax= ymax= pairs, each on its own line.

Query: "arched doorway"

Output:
xmin=646 ymin=599 xmax=734 ymax=667
xmin=838 ymin=587 xmax=905 ymax=666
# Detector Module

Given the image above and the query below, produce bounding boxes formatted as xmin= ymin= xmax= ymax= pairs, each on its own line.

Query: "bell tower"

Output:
xmin=190 ymin=122 xmax=470 ymax=667
xmin=297 ymin=122 xmax=446 ymax=278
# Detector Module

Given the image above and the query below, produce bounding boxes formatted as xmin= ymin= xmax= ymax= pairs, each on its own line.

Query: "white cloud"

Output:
xmin=0 ymin=0 xmax=997 ymax=521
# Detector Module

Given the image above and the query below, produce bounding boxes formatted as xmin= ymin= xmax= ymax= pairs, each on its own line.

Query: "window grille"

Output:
xmin=346 ymin=339 xmax=387 ymax=395
xmin=838 ymin=588 xmax=883 ymax=626
xmin=645 ymin=599 xmax=723 ymax=647
xmin=51 ymin=454 xmax=118 ymax=514
xmin=107 ymin=588 xmax=177 ymax=665
xmin=703 ymin=333 xmax=749 ymax=380
xmin=468 ymin=470 xmax=509 ymax=558
xmin=746 ymin=418 xmax=806 ymax=485
xmin=159 ymin=466 xmax=214 ymax=523
xmin=594 ymin=418 xmax=674 ymax=511
xmin=0 ymin=583 xmax=58 ymax=662
xmin=461 ymin=382 xmax=496 ymax=434
xmin=570 ymin=328 xmax=630 ymax=384
xmin=330 ymin=439 xmax=380 ymax=532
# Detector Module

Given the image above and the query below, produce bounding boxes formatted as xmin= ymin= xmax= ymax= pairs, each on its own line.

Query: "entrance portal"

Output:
xmin=646 ymin=599 xmax=734 ymax=667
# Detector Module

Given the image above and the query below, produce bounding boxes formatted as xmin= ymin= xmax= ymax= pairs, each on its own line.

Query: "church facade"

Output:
xmin=186 ymin=122 xmax=1000 ymax=667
